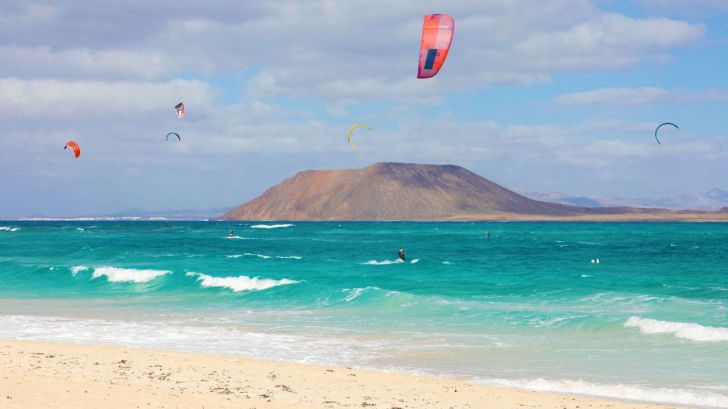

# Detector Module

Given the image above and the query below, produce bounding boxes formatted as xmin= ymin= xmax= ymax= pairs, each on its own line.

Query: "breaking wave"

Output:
xmin=91 ymin=267 xmax=171 ymax=283
xmin=70 ymin=266 xmax=90 ymax=276
xmin=481 ymin=377 xmax=728 ymax=408
xmin=343 ymin=286 xmax=382 ymax=302
xmin=625 ymin=317 xmax=728 ymax=342
xmin=243 ymin=252 xmax=302 ymax=260
xmin=250 ymin=224 xmax=294 ymax=229
xmin=186 ymin=272 xmax=299 ymax=292
xmin=244 ymin=252 xmax=271 ymax=259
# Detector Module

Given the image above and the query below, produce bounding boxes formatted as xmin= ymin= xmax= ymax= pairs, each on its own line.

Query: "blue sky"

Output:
xmin=1 ymin=0 xmax=726 ymax=216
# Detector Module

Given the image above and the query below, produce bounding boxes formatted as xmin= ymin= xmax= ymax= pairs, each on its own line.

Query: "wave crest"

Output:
xmin=244 ymin=252 xmax=271 ymax=259
xmin=0 ymin=226 xmax=20 ymax=232
xmin=481 ymin=378 xmax=728 ymax=408
xmin=70 ymin=266 xmax=90 ymax=276
xmin=251 ymin=224 xmax=293 ymax=229
xmin=625 ymin=316 xmax=728 ymax=342
xmin=186 ymin=272 xmax=299 ymax=292
xmin=243 ymin=252 xmax=302 ymax=260
xmin=92 ymin=267 xmax=171 ymax=283
xmin=343 ymin=286 xmax=382 ymax=302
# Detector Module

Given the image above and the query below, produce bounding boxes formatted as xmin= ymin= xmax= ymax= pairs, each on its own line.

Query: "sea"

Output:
xmin=0 ymin=221 xmax=726 ymax=407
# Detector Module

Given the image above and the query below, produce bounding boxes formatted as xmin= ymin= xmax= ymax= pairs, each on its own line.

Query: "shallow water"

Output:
xmin=0 ymin=221 xmax=726 ymax=406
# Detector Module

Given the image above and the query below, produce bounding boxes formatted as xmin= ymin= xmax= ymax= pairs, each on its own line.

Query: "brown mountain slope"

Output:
xmin=221 ymin=162 xmax=728 ymax=221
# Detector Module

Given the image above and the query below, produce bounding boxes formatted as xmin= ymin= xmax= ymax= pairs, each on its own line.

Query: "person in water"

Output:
xmin=228 ymin=228 xmax=234 ymax=237
xmin=398 ymin=248 xmax=406 ymax=262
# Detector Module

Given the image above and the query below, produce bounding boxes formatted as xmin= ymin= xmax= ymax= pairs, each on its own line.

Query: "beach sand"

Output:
xmin=0 ymin=339 xmax=684 ymax=409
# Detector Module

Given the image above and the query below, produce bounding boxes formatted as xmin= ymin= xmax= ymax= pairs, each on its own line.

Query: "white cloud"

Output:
xmin=555 ymin=87 xmax=670 ymax=106
xmin=0 ymin=1 xmax=706 ymax=102
xmin=234 ymin=3 xmax=704 ymax=101
xmin=633 ymin=0 xmax=728 ymax=13
xmin=0 ymin=46 xmax=171 ymax=80
xmin=554 ymin=87 xmax=728 ymax=106
xmin=509 ymin=14 xmax=703 ymax=71
xmin=0 ymin=78 xmax=216 ymax=120
xmin=0 ymin=3 xmax=57 ymax=23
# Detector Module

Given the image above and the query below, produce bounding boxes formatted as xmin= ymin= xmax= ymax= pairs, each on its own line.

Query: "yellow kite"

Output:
xmin=347 ymin=124 xmax=372 ymax=150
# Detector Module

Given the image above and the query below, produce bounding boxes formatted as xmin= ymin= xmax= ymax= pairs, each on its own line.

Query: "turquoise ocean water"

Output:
xmin=0 ymin=221 xmax=726 ymax=406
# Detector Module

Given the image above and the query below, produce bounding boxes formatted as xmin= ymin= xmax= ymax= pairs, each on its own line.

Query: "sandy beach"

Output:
xmin=0 ymin=339 xmax=685 ymax=409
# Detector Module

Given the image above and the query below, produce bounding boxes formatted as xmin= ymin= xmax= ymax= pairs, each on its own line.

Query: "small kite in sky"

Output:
xmin=64 ymin=141 xmax=80 ymax=158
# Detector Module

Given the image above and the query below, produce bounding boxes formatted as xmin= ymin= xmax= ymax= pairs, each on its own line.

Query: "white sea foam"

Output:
xmin=234 ymin=253 xmax=302 ymax=260
xmin=480 ymin=378 xmax=728 ymax=408
xmin=363 ymin=259 xmax=405 ymax=265
xmin=244 ymin=252 xmax=271 ymax=259
xmin=345 ymin=288 xmax=365 ymax=302
xmin=250 ymin=224 xmax=293 ymax=229
xmin=0 ymin=313 xmax=725 ymax=408
xmin=580 ymin=274 xmax=592 ymax=278
xmin=225 ymin=235 xmax=248 ymax=240
xmin=186 ymin=272 xmax=299 ymax=292
xmin=70 ymin=266 xmax=90 ymax=276
xmin=0 ymin=314 xmax=383 ymax=370
xmin=410 ymin=259 xmax=420 ymax=264
xmin=625 ymin=317 xmax=728 ymax=342
xmin=92 ymin=267 xmax=171 ymax=283
xmin=442 ymin=261 xmax=452 ymax=265
xmin=343 ymin=286 xmax=382 ymax=302
xmin=0 ymin=226 xmax=20 ymax=232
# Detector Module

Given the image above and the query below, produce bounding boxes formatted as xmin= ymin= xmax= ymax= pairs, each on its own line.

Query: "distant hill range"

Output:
xmin=519 ymin=189 xmax=728 ymax=211
xmin=222 ymin=162 xmax=728 ymax=221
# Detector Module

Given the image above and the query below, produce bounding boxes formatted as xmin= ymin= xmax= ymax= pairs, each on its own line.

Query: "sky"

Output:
xmin=1 ymin=0 xmax=727 ymax=217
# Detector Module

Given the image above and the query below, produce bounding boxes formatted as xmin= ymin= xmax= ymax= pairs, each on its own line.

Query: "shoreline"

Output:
xmin=3 ymin=215 xmax=728 ymax=222
xmin=0 ymin=339 xmax=688 ymax=409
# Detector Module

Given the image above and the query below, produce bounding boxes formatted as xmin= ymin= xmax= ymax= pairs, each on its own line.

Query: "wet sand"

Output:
xmin=0 ymin=339 xmax=685 ymax=409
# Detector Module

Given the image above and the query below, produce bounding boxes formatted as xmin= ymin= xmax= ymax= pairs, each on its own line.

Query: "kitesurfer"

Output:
xmin=228 ymin=228 xmax=234 ymax=237
xmin=398 ymin=248 xmax=406 ymax=262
